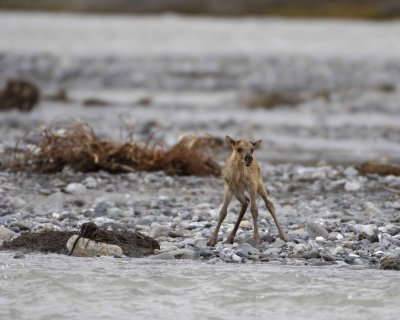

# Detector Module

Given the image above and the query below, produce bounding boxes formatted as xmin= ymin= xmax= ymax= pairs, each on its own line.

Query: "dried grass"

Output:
xmin=0 ymin=79 xmax=40 ymax=112
xmin=2 ymin=123 xmax=223 ymax=176
xmin=358 ymin=161 xmax=400 ymax=176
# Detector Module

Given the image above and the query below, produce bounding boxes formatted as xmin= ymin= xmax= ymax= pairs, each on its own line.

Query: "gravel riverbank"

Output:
xmin=1 ymin=164 xmax=399 ymax=269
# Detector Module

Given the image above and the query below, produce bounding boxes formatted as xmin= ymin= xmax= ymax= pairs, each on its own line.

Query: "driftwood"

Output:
xmin=358 ymin=162 xmax=400 ymax=176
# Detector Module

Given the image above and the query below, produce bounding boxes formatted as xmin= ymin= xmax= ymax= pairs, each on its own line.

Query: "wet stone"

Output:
xmin=65 ymin=183 xmax=86 ymax=195
xmin=305 ymin=221 xmax=329 ymax=239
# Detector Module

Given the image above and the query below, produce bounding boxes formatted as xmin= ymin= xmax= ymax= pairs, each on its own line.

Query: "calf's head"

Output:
xmin=225 ymin=135 xmax=262 ymax=166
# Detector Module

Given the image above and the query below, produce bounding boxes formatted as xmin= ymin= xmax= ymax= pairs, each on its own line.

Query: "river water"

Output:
xmin=1 ymin=252 xmax=399 ymax=320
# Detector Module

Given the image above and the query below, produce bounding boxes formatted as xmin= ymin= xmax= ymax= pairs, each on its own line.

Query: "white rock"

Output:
xmin=149 ymin=224 xmax=172 ymax=239
xmin=65 ymin=183 xmax=86 ymax=195
xmin=82 ymin=177 xmax=98 ymax=189
xmin=32 ymin=223 xmax=62 ymax=233
xmin=344 ymin=181 xmax=361 ymax=192
xmin=66 ymin=235 xmax=123 ymax=257
xmin=332 ymin=246 xmax=344 ymax=256
xmin=343 ymin=167 xmax=358 ymax=177
xmin=293 ymin=243 xmax=308 ymax=255
xmin=315 ymin=236 xmax=325 ymax=243
xmin=231 ymin=253 xmax=243 ymax=262
xmin=239 ymin=220 xmax=252 ymax=229
xmin=0 ymin=226 xmax=18 ymax=242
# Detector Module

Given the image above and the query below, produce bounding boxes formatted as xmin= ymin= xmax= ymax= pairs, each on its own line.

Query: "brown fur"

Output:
xmin=207 ymin=135 xmax=287 ymax=246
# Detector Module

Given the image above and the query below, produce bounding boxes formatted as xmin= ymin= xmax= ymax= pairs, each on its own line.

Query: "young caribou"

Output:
xmin=207 ymin=136 xmax=287 ymax=246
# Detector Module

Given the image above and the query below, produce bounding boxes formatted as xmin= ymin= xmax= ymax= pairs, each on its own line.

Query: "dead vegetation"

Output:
xmin=1 ymin=223 xmax=160 ymax=257
xmin=358 ymin=161 xmax=400 ymax=176
xmin=0 ymin=80 xmax=40 ymax=112
xmin=241 ymin=90 xmax=330 ymax=109
xmin=1 ymin=123 xmax=223 ymax=176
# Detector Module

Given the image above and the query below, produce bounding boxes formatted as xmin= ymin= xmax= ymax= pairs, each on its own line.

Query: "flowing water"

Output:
xmin=1 ymin=252 xmax=399 ymax=320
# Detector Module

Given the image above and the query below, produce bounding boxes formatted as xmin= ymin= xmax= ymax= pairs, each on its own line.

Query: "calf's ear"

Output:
xmin=252 ymin=140 xmax=262 ymax=148
xmin=225 ymin=135 xmax=236 ymax=146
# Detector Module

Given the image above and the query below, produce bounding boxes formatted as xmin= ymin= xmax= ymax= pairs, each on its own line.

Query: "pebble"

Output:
xmin=293 ymin=243 xmax=308 ymax=255
xmin=305 ymin=221 xmax=329 ymax=239
xmin=236 ymin=243 xmax=260 ymax=256
xmin=32 ymin=223 xmax=62 ymax=233
xmin=65 ymin=183 xmax=87 ymax=195
xmin=149 ymin=224 xmax=172 ymax=239
xmin=344 ymin=180 xmax=362 ymax=192
xmin=332 ymin=246 xmax=345 ymax=256
xmin=355 ymin=224 xmax=378 ymax=242
xmin=82 ymin=177 xmax=99 ymax=189
xmin=343 ymin=167 xmax=358 ymax=177
xmin=271 ymin=238 xmax=287 ymax=248
xmin=9 ymin=221 xmax=30 ymax=231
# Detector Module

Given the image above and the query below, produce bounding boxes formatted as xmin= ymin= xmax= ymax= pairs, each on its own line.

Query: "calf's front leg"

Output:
xmin=207 ymin=186 xmax=233 ymax=246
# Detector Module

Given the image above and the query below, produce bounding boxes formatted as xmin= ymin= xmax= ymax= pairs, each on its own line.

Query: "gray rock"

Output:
xmin=320 ymin=250 xmax=335 ymax=261
xmin=236 ymin=243 xmax=260 ymax=256
xmin=378 ymin=233 xmax=393 ymax=248
xmin=66 ymin=235 xmax=123 ymax=257
xmin=6 ymin=196 xmax=26 ymax=209
xmin=355 ymin=224 xmax=378 ymax=242
xmin=288 ymin=230 xmax=309 ymax=241
xmin=305 ymin=221 xmax=329 ymax=239
xmin=9 ymin=221 xmax=30 ymax=231
xmin=328 ymin=232 xmax=344 ymax=241
xmin=386 ymin=224 xmax=400 ymax=236
xmin=378 ymin=251 xmax=400 ymax=270
xmin=199 ymin=249 xmax=214 ymax=258
xmin=170 ymin=249 xmax=195 ymax=259
xmin=149 ymin=252 xmax=176 ymax=260
xmin=302 ymin=250 xmax=320 ymax=259
xmin=261 ymin=247 xmax=282 ymax=258
xmin=65 ymin=183 xmax=86 ymax=195
xmin=271 ymin=238 xmax=287 ymax=248
xmin=193 ymin=239 xmax=208 ymax=249
xmin=108 ymin=207 xmax=123 ymax=218
xmin=149 ymin=224 xmax=172 ymax=239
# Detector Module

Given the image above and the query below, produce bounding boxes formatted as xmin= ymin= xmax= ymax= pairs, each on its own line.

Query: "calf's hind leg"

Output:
xmin=258 ymin=184 xmax=287 ymax=241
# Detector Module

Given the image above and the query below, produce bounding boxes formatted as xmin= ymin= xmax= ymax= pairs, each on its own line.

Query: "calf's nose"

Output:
xmin=244 ymin=155 xmax=253 ymax=165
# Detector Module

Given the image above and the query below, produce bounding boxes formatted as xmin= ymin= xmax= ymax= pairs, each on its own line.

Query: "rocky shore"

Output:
xmin=1 ymin=164 xmax=399 ymax=269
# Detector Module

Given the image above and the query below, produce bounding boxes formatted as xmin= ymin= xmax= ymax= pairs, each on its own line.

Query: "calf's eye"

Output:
xmin=237 ymin=148 xmax=243 ymax=153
